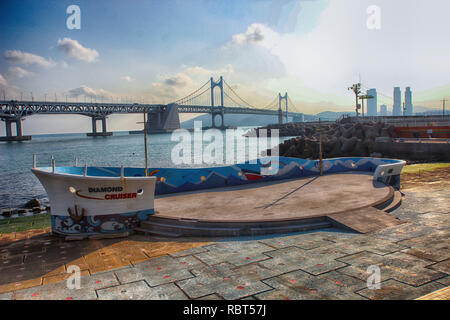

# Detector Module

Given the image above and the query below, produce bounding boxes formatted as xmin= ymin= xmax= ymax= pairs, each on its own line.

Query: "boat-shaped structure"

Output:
xmin=32 ymin=156 xmax=405 ymax=237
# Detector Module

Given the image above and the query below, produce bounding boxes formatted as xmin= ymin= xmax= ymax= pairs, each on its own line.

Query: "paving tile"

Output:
xmin=337 ymin=251 xmax=446 ymax=287
xmin=259 ymin=246 xmax=347 ymax=276
xmin=43 ymin=269 xmax=90 ymax=285
xmin=356 ymin=279 xmax=444 ymax=300
xmin=177 ymin=263 xmax=276 ymax=300
xmin=436 ymin=275 xmax=450 ymax=286
xmin=0 ymin=292 xmax=13 ymax=300
xmin=78 ymin=271 xmax=120 ymax=290
xmin=399 ymin=231 xmax=450 ymax=262
xmin=0 ymin=255 xmax=24 ymax=269
xmin=427 ymin=259 xmax=450 ymax=274
xmin=416 ymin=286 xmax=450 ymax=300
xmin=0 ymin=262 xmax=46 ymax=285
xmin=169 ymin=246 xmax=208 ymax=257
xmin=14 ymin=280 xmax=97 ymax=300
xmin=256 ymin=270 xmax=366 ymax=300
xmin=373 ymin=222 xmax=442 ymax=242
xmin=331 ymin=235 xmax=407 ymax=256
xmin=196 ymin=294 xmax=224 ymax=300
xmin=194 ymin=241 xmax=272 ymax=266
xmin=96 ymin=281 xmax=187 ymax=300
xmin=258 ymin=232 xmax=337 ymax=250
xmin=114 ymin=255 xmax=201 ymax=287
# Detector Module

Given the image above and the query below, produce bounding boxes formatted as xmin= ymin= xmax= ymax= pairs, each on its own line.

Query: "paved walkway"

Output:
xmin=0 ymin=183 xmax=448 ymax=300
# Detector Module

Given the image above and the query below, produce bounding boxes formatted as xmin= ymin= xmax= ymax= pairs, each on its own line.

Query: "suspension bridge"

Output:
xmin=0 ymin=76 xmax=304 ymax=141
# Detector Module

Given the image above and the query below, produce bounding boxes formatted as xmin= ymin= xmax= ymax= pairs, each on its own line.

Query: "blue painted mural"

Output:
xmin=45 ymin=156 xmax=404 ymax=195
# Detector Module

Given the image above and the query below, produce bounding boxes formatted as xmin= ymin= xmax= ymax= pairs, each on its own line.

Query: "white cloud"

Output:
xmin=0 ymin=73 xmax=20 ymax=98
xmin=57 ymin=38 xmax=99 ymax=63
xmin=230 ymin=23 xmax=280 ymax=49
xmin=223 ymin=0 xmax=450 ymax=108
xmin=4 ymin=50 xmax=55 ymax=68
xmin=185 ymin=64 xmax=234 ymax=78
xmin=0 ymin=74 xmax=6 ymax=86
xmin=7 ymin=66 xmax=34 ymax=79
xmin=67 ymin=85 xmax=114 ymax=99
xmin=122 ymin=75 xmax=133 ymax=82
xmin=150 ymin=73 xmax=200 ymax=101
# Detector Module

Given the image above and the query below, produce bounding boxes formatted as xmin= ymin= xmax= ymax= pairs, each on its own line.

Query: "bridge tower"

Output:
xmin=279 ymin=92 xmax=288 ymax=124
xmin=210 ymin=76 xmax=225 ymax=128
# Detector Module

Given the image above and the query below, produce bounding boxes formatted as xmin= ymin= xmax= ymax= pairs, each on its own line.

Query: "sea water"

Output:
xmin=0 ymin=128 xmax=288 ymax=208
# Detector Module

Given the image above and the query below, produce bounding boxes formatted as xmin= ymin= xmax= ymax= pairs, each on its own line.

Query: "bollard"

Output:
xmin=33 ymin=153 xmax=36 ymax=168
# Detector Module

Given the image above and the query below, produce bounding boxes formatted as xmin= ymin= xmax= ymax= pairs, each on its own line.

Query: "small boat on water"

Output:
xmin=32 ymin=156 xmax=405 ymax=237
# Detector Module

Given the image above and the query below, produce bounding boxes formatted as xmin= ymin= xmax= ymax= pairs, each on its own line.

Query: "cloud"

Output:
xmin=150 ymin=73 xmax=198 ymax=100
xmin=7 ymin=66 xmax=34 ymax=79
xmin=122 ymin=75 xmax=133 ymax=82
xmin=163 ymin=73 xmax=192 ymax=87
xmin=4 ymin=50 xmax=55 ymax=68
xmin=67 ymin=85 xmax=114 ymax=99
xmin=229 ymin=23 xmax=280 ymax=49
xmin=185 ymin=64 xmax=234 ymax=78
xmin=221 ymin=0 xmax=450 ymax=109
xmin=0 ymin=73 xmax=20 ymax=98
xmin=57 ymin=38 xmax=99 ymax=63
xmin=0 ymin=74 xmax=6 ymax=86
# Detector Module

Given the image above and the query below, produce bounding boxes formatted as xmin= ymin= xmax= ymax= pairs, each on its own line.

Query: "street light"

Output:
xmin=348 ymin=83 xmax=361 ymax=117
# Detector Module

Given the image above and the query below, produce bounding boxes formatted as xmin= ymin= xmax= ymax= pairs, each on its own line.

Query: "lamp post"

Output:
xmin=319 ymin=118 xmax=323 ymax=176
xmin=348 ymin=83 xmax=361 ymax=117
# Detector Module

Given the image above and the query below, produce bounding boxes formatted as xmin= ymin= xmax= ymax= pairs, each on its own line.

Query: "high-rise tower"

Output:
xmin=366 ymin=88 xmax=378 ymax=116
xmin=404 ymin=87 xmax=413 ymax=116
xmin=393 ymin=87 xmax=402 ymax=116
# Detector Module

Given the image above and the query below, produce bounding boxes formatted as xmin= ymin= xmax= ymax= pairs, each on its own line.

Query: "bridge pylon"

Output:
xmin=87 ymin=115 xmax=113 ymax=137
xmin=278 ymin=92 xmax=288 ymax=124
xmin=0 ymin=117 xmax=31 ymax=142
xmin=210 ymin=76 xmax=225 ymax=129
xmin=0 ymin=100 xmax=31 ymax=141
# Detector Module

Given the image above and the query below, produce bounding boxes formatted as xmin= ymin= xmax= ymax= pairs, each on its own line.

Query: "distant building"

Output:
xmin=380 ymin=104 xmax=388 ymax=116
xmin=366 ymin=88 xmax=377 ymax=116
xmin=404 ymin=87 xmax=413 ymax=115
xmin=393 ymin=87 xmax=402 ymax=116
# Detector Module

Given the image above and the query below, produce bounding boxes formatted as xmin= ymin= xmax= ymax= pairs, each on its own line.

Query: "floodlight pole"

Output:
xmin=143 ymin=106 xmax=149 ymax=177
xmin=319 ymin=118 xmax=323 ymax=176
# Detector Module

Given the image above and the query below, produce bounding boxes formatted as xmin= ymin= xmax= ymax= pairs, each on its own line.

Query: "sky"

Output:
xmin=0 ymin=0 xmax=449 ymax=134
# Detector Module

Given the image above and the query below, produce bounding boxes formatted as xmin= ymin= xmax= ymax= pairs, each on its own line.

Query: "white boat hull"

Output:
xmin=32 ymin=168 xmax=156 ymax=235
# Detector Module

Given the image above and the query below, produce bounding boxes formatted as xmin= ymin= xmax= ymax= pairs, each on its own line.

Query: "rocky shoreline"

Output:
xmin=0 ymin=198 xmax=50 ymax=220
xmin=249 ymin=121 xmax=399 ymax=159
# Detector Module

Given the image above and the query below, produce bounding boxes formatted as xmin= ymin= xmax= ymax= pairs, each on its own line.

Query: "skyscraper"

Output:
xmin=380 ymin=104 xmax=388 ymax=116
xmin=366 ymin=88 xmax=377 ymax=116
xmin=404 ymin=87 xmax=413 ymax=116
xmin=393 ymin=87 xmax=402 ymax=116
